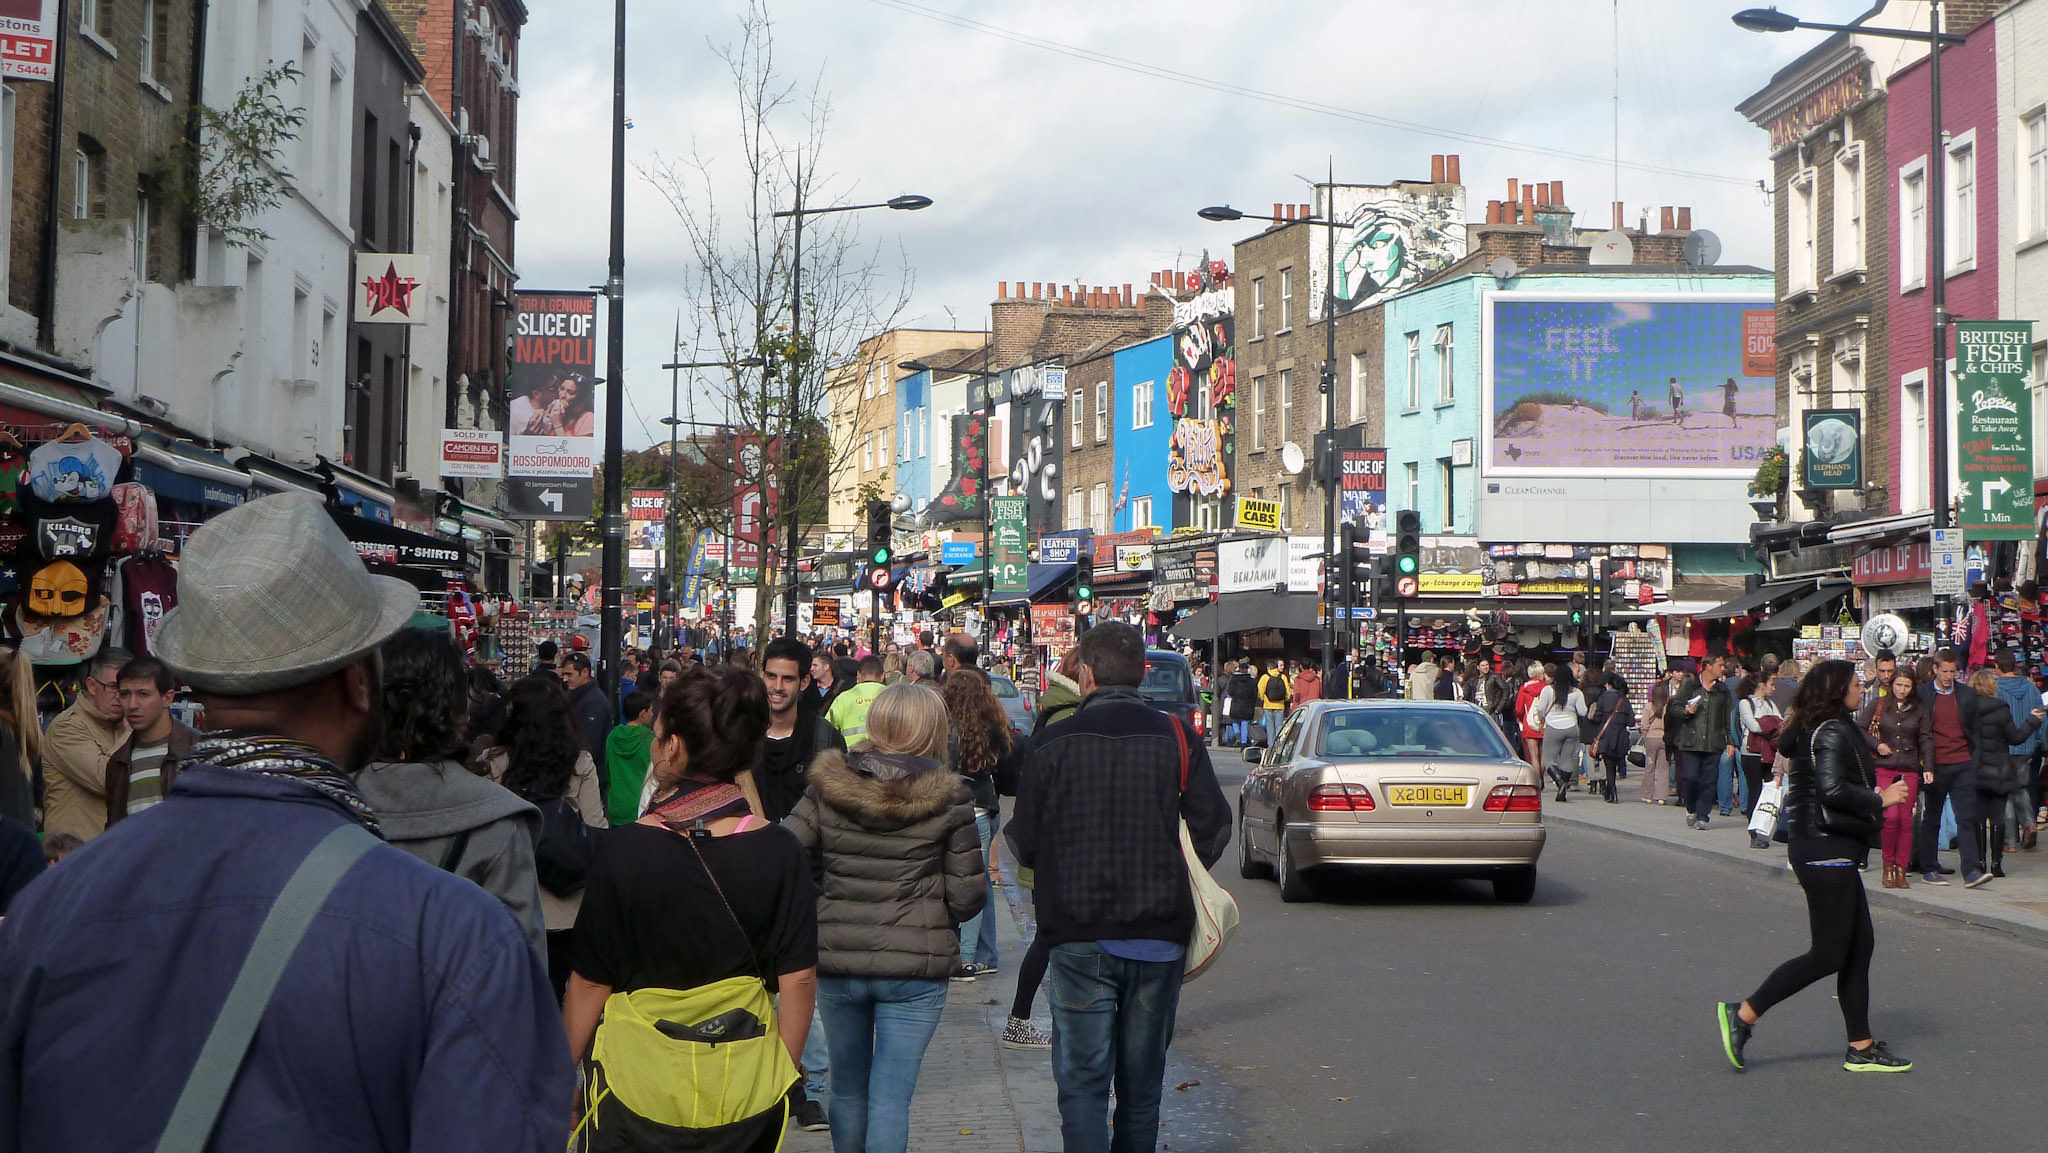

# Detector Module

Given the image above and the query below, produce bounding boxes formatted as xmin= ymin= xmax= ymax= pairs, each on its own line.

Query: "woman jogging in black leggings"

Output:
xmin=1717 ymin=658 xmax=1915 ymax=1074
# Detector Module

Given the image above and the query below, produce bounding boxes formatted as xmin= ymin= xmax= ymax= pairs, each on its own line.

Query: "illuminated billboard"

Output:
xmin=1482 ymin=293 xmax=1776 ymax=475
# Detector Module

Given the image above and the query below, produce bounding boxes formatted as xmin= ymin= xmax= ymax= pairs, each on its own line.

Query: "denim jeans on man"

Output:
xmin=1919 ymin=763 xmax=1982 ymax=875
xmin=1049 ymin=942 xmax=1184 ymax=1153
xmin=815 ymin=976 xmax=949 ymax=1153
xmin=1261 ymin=708 xmax=1285 ymax=743
xmin=1679 ymin=750 xmax=1721 ymax=823
xmin=955 ymin=807 xmax=1001 ymax=969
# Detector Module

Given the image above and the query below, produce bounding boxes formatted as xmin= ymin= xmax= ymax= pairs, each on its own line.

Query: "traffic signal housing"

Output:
xmin=1567 ymin=592 xmax=1587 ymax=627
xmin=865 ymin=499 xmax=892 ymax=568
xmin=1337 ymin=523 xmax=1373 ymax=649
xmin=1075 ymin=551 xmax=1095 ymax=624
xmin=1393 ymin=509 xmax=1421 ymax=596
xmin=1373 ymin=554 xmax=1401 ymax=606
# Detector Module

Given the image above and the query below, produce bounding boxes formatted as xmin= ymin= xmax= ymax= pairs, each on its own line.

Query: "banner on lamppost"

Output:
xmin=991 ymin=496 xmax=1028 ymax=598
xmin=680 ymin=529 xmax=711 ymax=609
xmin=628 ymin=490 xmax=665 ymax=575
xmin=1955 ymin=321 xmax=2034 ymax=541
xmin=1338 ymin=447 xmax=1388 ymax=530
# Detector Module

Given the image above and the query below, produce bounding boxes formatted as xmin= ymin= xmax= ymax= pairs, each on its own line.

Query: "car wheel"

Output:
xmin=1237 ymin=810 xmax=1271 ymax=880
xmin=1493 ymin=866 xmax=1537 ymax=904
xmin=1275 ymin=817 xmax=1314 ymax=903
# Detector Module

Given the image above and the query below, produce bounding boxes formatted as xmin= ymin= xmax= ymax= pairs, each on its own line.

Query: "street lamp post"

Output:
xmin=771 ymin=178 xmax=932 ymax=640
xmin=659 ymin=348 xmax=764 ymax=654
xmin=1200 ymin=192 xmax=1347 ymax=696
xmin=1734 ymin=4 xmax=1965 ymax=624
xmin=599 ymin=0 xmax=628 ymax=712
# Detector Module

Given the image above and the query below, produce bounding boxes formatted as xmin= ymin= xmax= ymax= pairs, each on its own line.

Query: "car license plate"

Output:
xmin=1386 ymin=785 xmax=1467 ymax=806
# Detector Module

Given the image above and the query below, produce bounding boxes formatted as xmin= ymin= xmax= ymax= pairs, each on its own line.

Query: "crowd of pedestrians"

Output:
xmin=0 ymin=491 xmax=1230 ymax=1153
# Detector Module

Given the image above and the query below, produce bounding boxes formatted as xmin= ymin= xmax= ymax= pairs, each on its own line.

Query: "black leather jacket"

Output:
xmin=1778 ymin=716 xmax=1883 ymax=848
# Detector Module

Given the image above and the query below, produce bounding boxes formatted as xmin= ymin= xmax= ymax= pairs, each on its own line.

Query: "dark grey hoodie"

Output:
xmin=356 ymin=759 xmax=546 ymax=954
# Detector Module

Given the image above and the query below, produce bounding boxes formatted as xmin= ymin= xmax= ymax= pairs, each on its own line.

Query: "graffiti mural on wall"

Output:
xmin=1165 ymin=261 xmax=1235 ymax=526
xmin=1004 ymin=362 xmax=1065 ymax=536
xmin=1309 ymin=184 xmax=1468 ymax=318
xmin=925 ymin=412 xmax=988 ymax=526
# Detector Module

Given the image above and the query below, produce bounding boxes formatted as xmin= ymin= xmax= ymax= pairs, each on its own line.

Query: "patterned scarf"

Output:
xmin=645 ymin=777 xmax=751 ymax=830
xmin=192 ymin=732 xmax=384 ymax=837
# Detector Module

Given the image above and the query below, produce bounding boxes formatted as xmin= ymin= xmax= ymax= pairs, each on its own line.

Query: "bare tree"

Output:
xmin=644 ymin=1 xmax=912 ymax=644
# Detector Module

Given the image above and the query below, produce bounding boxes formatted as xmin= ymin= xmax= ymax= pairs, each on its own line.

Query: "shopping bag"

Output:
xmin=1747 ymin=778 xmax=1784 ymax=847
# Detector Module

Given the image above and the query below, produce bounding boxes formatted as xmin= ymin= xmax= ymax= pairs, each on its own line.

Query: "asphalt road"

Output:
xmin=1149 ymin=765 xmax=2048 ymax=1153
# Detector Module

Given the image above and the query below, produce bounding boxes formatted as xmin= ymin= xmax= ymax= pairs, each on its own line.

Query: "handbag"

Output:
xmin=1169 ymin=718 xmax=1238 ymax=983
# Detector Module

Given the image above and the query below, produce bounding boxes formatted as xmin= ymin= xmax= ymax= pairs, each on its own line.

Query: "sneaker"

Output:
xmin=1696 ymin=816 xmax=1710 ymax=830
xmin=1002 ymin=1016 xmax=1053 ymax=1050
xmin=972 ymin=960 xmax=999 ymax=976
xmin=950 ymin=963 xmax=978 ymax=982
xmin=1716 ymin=1002 xmax=1752 ymax=1071
xmin=1921 ymin=872 xmax=1951 ymax=886
xmin=1963 ymin=870 xmax=1993 ymax=889
xmin=1685 ymin=815 xmax=1699 ymax=829
xmin=1842 ymin=1041 xmax=1912 ymax=1073
xmin=793 ymin=1098 xmax=830 ymax=1132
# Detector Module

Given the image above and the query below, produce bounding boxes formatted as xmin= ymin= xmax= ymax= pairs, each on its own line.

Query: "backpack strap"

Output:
xmin=155 ymin=823 xmax=380 ymax=1153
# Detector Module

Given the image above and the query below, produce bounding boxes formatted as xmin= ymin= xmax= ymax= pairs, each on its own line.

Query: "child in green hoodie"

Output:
xmin=605 ymin=689 xmax=656 ymax=826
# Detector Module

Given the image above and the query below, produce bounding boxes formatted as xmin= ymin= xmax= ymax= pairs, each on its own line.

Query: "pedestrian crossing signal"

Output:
xmin=1568 ymin=593 xmax=1586 ymax=626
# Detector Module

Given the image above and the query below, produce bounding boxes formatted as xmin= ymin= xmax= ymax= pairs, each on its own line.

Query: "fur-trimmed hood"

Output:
xmin=808 ymin=748 xmax=970 ymax=830
xmin=1045 ymin=669 xmax=1080 ymax=696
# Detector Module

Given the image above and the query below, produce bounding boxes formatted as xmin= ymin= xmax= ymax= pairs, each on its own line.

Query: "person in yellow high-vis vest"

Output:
xmin=825 ymin=656 xmax=888 ymax=744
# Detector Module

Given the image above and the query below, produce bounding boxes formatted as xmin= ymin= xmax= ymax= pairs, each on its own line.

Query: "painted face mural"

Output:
xmin=1165 ymin=270 xmax=1236 ymax=525
xmin=1314 ymin=185 xmax=1468 ymax=317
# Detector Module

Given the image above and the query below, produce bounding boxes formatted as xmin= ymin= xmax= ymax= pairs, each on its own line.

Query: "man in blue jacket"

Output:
xmin=1993 ymin=651 xmax=2044 ymax=844
xmin=1007 ymin=621 xmax=1231 ymax=1153
xmin=0 ymin=493 xmax=570 ymax=1151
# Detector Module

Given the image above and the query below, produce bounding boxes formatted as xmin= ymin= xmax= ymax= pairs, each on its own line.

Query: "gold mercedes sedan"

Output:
xmin=1236 ymin=699 xmax=1546 ymax=903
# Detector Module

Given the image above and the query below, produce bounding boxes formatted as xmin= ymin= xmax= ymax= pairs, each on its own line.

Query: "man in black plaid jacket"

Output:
xmin=1006 ymin=621 xmax=1230 ymax=1153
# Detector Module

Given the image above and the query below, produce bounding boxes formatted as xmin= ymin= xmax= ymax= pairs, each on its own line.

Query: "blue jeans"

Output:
xmin=955 ymin=808 xmax=1001 ymax=969
xmin=1718 ymin=748 xmax=1743 ymax=815
xmin=1262 ymin=708 xmax=1285 ymax=741
xmin=1049 ymin=942 xmax=1185 ymax=1153
xmin=803 ymin=1004 xmax=830 ymax=1099
xmin=815 ymin=976 xmax=949 ymax=1153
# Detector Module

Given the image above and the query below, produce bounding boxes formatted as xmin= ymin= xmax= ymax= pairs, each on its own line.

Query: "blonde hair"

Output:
xmin=860 ymin=682 xmax=949 ymax=759
xmin=0 ymin=650 xmax=40 ymax=767
xmin=1968 ymin=667 xmax=2000 ymax=698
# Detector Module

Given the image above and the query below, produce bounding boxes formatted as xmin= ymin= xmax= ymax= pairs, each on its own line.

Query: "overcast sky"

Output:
xmin=515 ymin=0 xmax=1856 ymax=450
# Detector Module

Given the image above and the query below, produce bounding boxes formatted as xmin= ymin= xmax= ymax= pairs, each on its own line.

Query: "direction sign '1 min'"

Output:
xmin=1954 ymin=321 xmax=2034 ymax=541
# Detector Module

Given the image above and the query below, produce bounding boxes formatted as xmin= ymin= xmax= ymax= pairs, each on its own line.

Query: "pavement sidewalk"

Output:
xmin=1546 ymin=788 xmax=2048 ymax=943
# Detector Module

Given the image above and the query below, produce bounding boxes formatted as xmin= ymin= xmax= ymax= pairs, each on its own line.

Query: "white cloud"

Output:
xmin=518 ymin=0 xmax=1836 ymax=448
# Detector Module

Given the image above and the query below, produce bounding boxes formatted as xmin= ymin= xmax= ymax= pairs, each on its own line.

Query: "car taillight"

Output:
xmin=1484 ymin=785 xmax=1542 ymax=813
xmin=1308 ymin=783 xmax=1375 ymax=811
xmin=1192 ymin=710 xmax=1207 ymax=735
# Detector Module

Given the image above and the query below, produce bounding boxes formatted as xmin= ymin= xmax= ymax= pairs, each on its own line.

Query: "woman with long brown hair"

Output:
xmin=1856 ymin=665 xmax=1929 ymax=888
xmin=940 ymin=668 xmax=1017 ymax=983
xmin=0 ymin=649 xmax=39 ymax=826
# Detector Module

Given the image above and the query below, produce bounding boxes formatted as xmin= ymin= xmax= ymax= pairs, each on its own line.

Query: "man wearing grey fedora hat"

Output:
xmin=0 ymin=494 xmax=571 ymax=1151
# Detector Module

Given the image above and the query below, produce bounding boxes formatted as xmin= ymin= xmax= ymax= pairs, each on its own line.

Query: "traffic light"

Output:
xmin=1594 ymin=563 xmax=1626 ymax=635
xmin=1567 ymin=592 xmax=1587 ymax=627
xmin=865 ymin=499 xmax=892 ymax=567
xmin=1393 ymin=509 xmax=1421 ymax=598
xmin=1373 ymin=554 xmax=1401 ymax=606
xmin=1075 ymin=551 xmax=1095 ymax=621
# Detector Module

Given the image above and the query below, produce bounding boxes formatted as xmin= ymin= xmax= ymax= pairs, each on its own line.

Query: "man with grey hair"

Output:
xmin=0 ymin=494 xmax=569 ymax=1149
xmin=39 ymin=648 xmax=132 ymax=841
xmin=906 ymin=648 xmax=938 ymax=684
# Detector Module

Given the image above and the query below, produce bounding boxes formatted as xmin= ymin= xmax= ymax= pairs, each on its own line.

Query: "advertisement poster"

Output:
xmin=508 ymin=292 xmax=598 ymax=436
xmin=1309 ymin=183 xmax=1468 ymax=320
xmin=991 ymin=496 xmax=1028 ymax=599
xmin=1955 ymin=321 xmax=2035 ymax=541
xmin=1801 ymin=409 xmax=1862 ymax=490
xmin=1235 ymin=496 xmax=1280 ymax=532
xmin=1484 ymin=295 xmax=1775 ymax=474
xmin=1165 ymin=265 xmax=1235 ymax=527
xmin=0 ymin=0 xmax=59 ymax=82
xmin=438 ymin=428 xmax=503 ymax=479
xmin=1030 ymin=603 xmax=1077 ymax=660
xmin=679 ymin=530 xmax=712 ymax=609
xmin=730 ymin=435 xmax=779 ymax=580
xmin=1004 ymin=366 xmax=1064 ymax=537
xmin=1338 ymin=447 xmax=1387 ymax=529
xmin=628 ymin=490 xmax=665 ymax=573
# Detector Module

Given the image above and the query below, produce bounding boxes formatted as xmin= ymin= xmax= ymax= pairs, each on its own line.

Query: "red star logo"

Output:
xmin=362 ymin=261 xmax=420 ymax=318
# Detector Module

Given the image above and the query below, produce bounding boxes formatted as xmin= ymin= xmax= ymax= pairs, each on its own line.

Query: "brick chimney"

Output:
xmin=1445 ymin=154 xmax=1461 ymax=184
xmin=1430 ymin=154 xmax=1446 ymax=184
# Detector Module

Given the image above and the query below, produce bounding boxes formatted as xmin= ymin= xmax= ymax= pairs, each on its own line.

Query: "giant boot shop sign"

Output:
xmin=1955 ymin=321 xmax=2034 ymax=541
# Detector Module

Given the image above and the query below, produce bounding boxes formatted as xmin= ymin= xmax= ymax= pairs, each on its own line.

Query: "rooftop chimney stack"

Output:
xmin=1613 ymin=201 xmax=1624 ymax=230
xmin=1660 ymin=206 xmax=1675 ymax=232
xmin=1430 ymin=154 xmax=1446 ymax=184
xmin=1446 ymin=154 xmax=1461 ymax=184
xmin=1677 ymin=206 xmax=1692 ymax=231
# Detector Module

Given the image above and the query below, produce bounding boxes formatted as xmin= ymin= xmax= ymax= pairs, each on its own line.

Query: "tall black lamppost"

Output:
xmin=659 ymin=345 xmax=763 ymax=648
xmin=599 ymin=0 xmax=629 ymax=709
xmin=1734 ymin=5 xmax=1965 ymax=623
xmin=770 ymin=177 xmax=932 ymax=637
xmin=1199 ymin=193 xmax=1347 ymax=692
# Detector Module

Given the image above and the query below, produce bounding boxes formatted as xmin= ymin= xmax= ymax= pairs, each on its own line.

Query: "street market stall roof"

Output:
xmin=1754 ymin=580 xmax=1853 ymax=633
xmin=1165 ymin=590 xmax=1320 ymax=639
xmin=1694 ymin=580 xmax=1817 ymax=621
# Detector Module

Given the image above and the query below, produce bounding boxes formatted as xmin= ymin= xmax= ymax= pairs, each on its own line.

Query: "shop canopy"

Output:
xmin=1755 ymin=581 xmax=1854 ymax=633
xmin=1165 ymin=590 xmax=1320 ymax=639
xmin=1694 ymin=580 xmax=1818 ymax=621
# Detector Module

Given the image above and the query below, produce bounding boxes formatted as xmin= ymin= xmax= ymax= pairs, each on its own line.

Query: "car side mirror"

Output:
xmin=1243 ymin=747 xmax=1264 ymax=765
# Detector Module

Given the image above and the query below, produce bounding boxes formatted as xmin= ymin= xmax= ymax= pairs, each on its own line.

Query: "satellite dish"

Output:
xmin=1683 ymin=229 xmax=1723 ymax=268
xmin=1589 ymin=229 xmax=1634 ymax=266
xmin=1487 ymin=257 xmax=1520 ymax=282
xmin=1860 ymin=613 xmax=1911 ymax=660
xmin=1280 ymin=441 xmax=1307 ymax=476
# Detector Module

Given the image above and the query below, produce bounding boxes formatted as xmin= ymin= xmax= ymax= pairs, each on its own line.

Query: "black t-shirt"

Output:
xmin=570 ymin=822 xmax=817 ymax=993
xmin=756 ymin=715 xmax=844 ymax=823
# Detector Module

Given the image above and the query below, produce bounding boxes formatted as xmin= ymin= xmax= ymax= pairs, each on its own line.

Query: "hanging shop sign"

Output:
xmin=353 ymin=253 xmax=429 ymax=324
xmin=1235 ymin=496 xmax=1280 ymax=532
xmin=1217 ymin=536 xmax=1285 ymax=593
xmin=1801 ymin=409 xmax=1862 ymax=490
xmin=1115 ymin=544 xmax=1155 ymax=573
xmin=1038 ymin=534 xmax=1081 ymax=566
xmin=812 ymin=600 xmax=841 ymax=629
xmin=1955 ymin=321 xmax=2035 ymax=541
xmin=991 ymin=496 xmax=1028 ymax=597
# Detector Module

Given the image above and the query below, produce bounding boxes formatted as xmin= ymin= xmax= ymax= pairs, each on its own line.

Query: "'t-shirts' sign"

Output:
xmin=438 ymin=428 xmax=503 ymax=479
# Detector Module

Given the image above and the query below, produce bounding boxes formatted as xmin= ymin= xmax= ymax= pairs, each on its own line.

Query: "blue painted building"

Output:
xmin=894 ymin=368 xmax=933 ymax=513
xmin=1112 ymin=333 xmax=1176 ymax=532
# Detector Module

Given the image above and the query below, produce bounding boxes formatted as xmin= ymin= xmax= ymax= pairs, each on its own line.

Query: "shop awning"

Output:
xmin=1694 ymin=580 xmax=1815 ymax=621
xmin=332 ymin=510 xmax=471 ymax=575
xmin=987 ymin=563 xmax=1074 ymax=606
xmin=1165 ymin=590 xmax=1321 ymax=638
xmin=1755 ymin=581 xmax=1853 ymax=632
xmin=131 ymin=436 xmax=250 ymax=508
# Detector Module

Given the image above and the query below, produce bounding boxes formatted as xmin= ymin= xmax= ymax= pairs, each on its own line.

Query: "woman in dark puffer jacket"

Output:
xmin=785 ymin=682 xmax=984 ymax=1153
xmin=1715 ymin=659 xmax=1915 ymax=1075
xmin=1967 ymin=668 xmax=2043 ymax=879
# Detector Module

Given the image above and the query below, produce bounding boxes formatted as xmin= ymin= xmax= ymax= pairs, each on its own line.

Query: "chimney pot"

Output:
xmin=1062 ymin=286 xmax=1073 ymax=306
xmin=1446 ymin=154 xmax=1461 ymax=184
xmin=1014 ymin=282 xmax=1024 ymax=299
xmin=1677 ymin=206 xmax=1692 ymax=231
xmin=1283 ymin=204 xmax=1294 ymax=220
xmin=998 ymin=282 xmax=1008 ymax=299
xmin=1660 ymin=206 xmax=1675 ymax=232
xmin=1301 ymin=204 xmax=1312 ymax=220
xmin=1272 ymin=203 xmax=1284 ymax=222
xmin=1431 ymin=154 xmax=1446 ymax=184
xmin=1612 ymin=201 xmax=1624 ymax=230
xmin=1122 ymin=284 xmax=1133 ymax=307
xmin=1522 ymin=183 xmax=1536 ymax=208
xmin=1506 ymin=178 xmax=1519 ymax=205
xmin=1552 ymin=179 xmax=1566 ymax=208
xmin=1031 ymin=282 xmax=1042 ymax=300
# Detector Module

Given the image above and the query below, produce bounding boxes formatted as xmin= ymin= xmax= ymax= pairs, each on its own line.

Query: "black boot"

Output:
xmin=1991 ymin=822 xmax=2007 ymax=878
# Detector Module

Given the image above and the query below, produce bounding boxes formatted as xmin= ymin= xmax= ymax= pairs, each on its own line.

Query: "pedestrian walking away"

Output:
xmin=1965 ymin=667 xmax=2042 ymax=880
xmin=1006 ymin=622 xmax=1231 ymax=1153
xmin=785 ymin=683 xmax=985 ymax=1153
xmin=940 ymin=667 xmax=1024 ymax=983
xmin=0 ymin=493 xmax=570 ymax=1151
xmin=1258 ymin=661 xmax=1291 ymax=743
xmin=1735 ymin=671 xmax=1782 ymax=819
xmin=1717 ymin=659 xmax=1915 ymax=1075
xmin=1531 ymin=664 xmax=1587 ymax=803
xmin=1640 ymin=678 xmax=1673 ymax=804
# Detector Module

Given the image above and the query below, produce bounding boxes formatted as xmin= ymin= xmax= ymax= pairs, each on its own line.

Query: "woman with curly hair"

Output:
xmin=940 ymin=668 xmax=1017 ymax=985
xmin=357 ymin=629 xmax=545 ymax=953
xmin=480 ymin=675 xmax=606 ymax=994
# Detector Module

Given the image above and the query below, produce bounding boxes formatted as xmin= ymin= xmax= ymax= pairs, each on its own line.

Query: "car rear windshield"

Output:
xmin=1140 ymin=660 xmax=1194 ymax=702
xmin=988 ymin=676 xmax=1019 ymax=698
xmin=1316 ymin=709 xmax=1514 ymax=759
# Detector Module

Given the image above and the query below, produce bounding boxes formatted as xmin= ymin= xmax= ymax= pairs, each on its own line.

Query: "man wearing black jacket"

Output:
xmin=1007 ymin=621 xmax=1230 ymax=1153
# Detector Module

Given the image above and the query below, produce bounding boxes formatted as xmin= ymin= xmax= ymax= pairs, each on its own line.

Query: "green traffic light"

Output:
xmin=873 ymin=547 xmax=891 ymax=565
xmin=1396 ymin=555 xmax=1418 ymax=575
xmin=1078 ymin=587 xmax=1093 ymax=600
